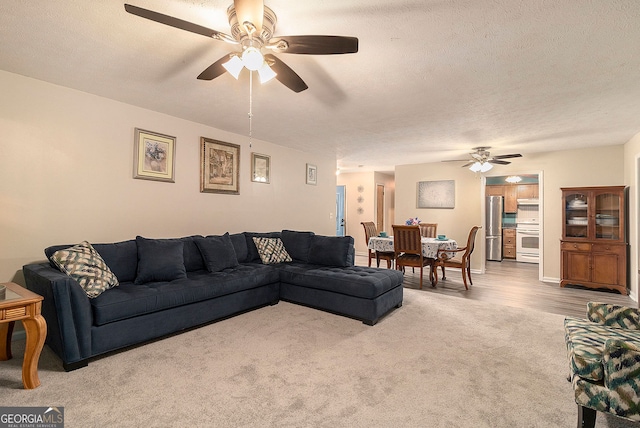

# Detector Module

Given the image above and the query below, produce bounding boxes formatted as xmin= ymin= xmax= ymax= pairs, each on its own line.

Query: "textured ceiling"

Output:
xmin=2 ymin=0 xmax=639 ymax=173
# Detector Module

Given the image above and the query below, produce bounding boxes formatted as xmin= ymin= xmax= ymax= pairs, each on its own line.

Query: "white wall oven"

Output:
xmin=516 ymin=200 xmax=540 ymax=263
xmin=516 ymin=226 xmax=539 ymax=263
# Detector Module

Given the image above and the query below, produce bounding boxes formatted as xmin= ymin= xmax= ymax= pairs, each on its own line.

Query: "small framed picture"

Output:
xmin=133 ymin=128 xmax=176 ymax=182
xmin=251 ymin=153 xmax=270 ymax=184
xmin=200 ymin=137 xmax=240 ymax=195
xmin=306 ymin=163 xmax=317 ymax=185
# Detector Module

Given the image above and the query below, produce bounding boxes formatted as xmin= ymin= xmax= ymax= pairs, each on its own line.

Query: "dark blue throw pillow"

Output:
xmin=280 ymin=230 xmax=314 ymax=262
xmin=308 ymin=235 xmax=354 ymax=267
xmin=196 ymin=233 xmax=239 ymax=273
xmin=229 ymin=233 xmax=249 ymax=263
xmin=134 ymin=236 xmax=187 ymax=284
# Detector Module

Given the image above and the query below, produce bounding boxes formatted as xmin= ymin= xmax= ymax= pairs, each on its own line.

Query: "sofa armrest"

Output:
xmin=22 ymin=263 xmax=93 ymax=366
xmin=587 ymin=302 xmax=640 ymax=330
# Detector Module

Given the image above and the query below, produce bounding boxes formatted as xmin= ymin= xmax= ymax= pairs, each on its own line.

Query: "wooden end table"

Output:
xmin=0 ymin=282 xmax=47 ymax=389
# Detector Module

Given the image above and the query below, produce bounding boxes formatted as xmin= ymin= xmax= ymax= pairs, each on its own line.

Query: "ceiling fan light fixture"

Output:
xmin=222 ymin=55 xmax=243 ymax=79
xmin=257 ymin=62 xmax=276 ymax=83
xmin=506 ymin=175 xmax=522 ymax=183
xmin=469 ymin=161 xmax=493 ymax=173
xmin=242 ymin=46 xmax=264 ymax=71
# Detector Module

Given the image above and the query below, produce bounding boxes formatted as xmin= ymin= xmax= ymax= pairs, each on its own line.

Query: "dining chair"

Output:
xmin=361 ymin=221 xmax=395 ymax=268
xmin=434 ymin=226 xmax=481 ymax=290
xmin=418 ymin=223 xmax=438 ymax=238
xmin=392 ymin=225 xmax=434 ymax=289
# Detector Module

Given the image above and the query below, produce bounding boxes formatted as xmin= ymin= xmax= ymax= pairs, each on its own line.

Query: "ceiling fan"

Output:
xmin=124 ymin=1 xmax=359 ymax=93
xmin=442 ymin=147 xmax=522 ymax=172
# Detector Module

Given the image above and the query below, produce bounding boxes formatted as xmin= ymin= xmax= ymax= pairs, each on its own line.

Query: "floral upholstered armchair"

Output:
xmin=564 ymin=302 xmax=640 ymax=428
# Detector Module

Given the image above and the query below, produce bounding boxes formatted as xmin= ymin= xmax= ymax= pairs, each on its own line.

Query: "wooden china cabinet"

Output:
xmin=560 ymin=186 xmax=628 ymax=294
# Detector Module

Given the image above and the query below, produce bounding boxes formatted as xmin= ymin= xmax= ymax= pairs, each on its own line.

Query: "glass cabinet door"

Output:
xmin=564 ymin=192 xmax=588 ymax=239
xmin=595 ymin=191 xmax=621 ymax=240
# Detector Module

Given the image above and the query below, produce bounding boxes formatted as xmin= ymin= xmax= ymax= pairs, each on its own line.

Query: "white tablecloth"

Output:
xmin=368 ymin=236 xmax=457 ymax=259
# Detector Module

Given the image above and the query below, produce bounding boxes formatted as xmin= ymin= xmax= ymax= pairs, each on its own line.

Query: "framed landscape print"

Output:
xmin=251 ymin=153 xmax=270 ymax=183
xmin=133 ymin=128 xmax=176 ymax=182
xmin=306 ymin=163 xmax=317 ymax=185
xmin=200 ymin=137 xmax=240 ymax=194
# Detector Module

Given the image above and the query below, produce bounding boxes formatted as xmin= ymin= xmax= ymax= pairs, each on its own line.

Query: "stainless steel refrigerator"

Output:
xmin=486 ymin=196 xmax=503 ymax=261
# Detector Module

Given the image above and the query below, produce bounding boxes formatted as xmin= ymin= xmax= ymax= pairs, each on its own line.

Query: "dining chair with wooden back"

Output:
xmin=392 ymin=225 xmax=434 ymax=289
xmin=434 ymin=226 xmax=481 ymax=290
xmin=418 ymin=223 xmax=438 ymax=238
xmin=361 ymin=221 xmax=395 ymax=268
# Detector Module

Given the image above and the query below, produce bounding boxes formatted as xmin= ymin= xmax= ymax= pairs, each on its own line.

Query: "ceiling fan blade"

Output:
xmin=492 ymin=154 xmax=522 ymax=160
xmin=234 ymin=0 xmax=264 ymax=34
xmin=488 ymin=159 xmax=511 ymax=165
xmin=124 ymin=4 xmax=225 ymax=39
xmin=272 ymin=36 xmax=359 ymax=55
xmin=460 ymin=162 xmax=475 ymax=168
xmin=264 ymin=54 xmax=308 ymax=93
xmin=197 ymin=54 xmax=233 ymax=81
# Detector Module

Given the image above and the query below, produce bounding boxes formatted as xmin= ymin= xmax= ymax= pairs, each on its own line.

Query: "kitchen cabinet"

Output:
xmin=485 ymin=185 xmax=504 ymax=197
xmin=517 ymin=184 xmax=539 ymax=199
xmin=560 ymin=186 xmax=627 ymax=294
xmin=503 ymin=228 xmax=516 ymax=259
xmin=504 ymin=186 xmax=517 ymax=213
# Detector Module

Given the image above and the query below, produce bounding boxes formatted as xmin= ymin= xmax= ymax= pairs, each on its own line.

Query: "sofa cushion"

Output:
xmin=308 ymin=235 xmax=354 ymax=267
xmin=278 ymin=263 xmax=402 ymax=299
xmin=46 ymin=239 xmax=138 ymax=283
xmin=564 ymin=316 xmax=640 ymax=382
xmin=91 ymin=264 xmax=280 ymax=325
xmin=135 ymin=236 xmax=187 ymax=284
xmin=245 ymin=232 xmax=281 ymax=262
xmin=50 ymin=241 xmax=119 ymax=298
xmin=195 ymin=234 xmax=239 ymax=272
xmin=281 ymin=230 xmax=314 ymax=263
xmin=229 ymin=233 xmax=249 ymax=263
xmin=252 ymin=237 xmax=292 ymax=264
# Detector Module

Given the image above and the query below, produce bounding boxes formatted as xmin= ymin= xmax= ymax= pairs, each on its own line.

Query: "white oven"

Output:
xmin=516 ymin=226 xmax=539 ymax=263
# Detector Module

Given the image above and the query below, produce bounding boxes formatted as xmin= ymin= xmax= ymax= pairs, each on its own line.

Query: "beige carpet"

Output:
xmin=0 ymin=289 xmax=637 ymax=427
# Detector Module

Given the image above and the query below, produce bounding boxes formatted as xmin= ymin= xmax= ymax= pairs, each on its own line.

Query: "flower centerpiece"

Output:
xmin=405 ymin=217 xmax=421 ymax=225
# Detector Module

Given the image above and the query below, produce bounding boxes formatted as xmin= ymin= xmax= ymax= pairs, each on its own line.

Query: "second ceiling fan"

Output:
xmin=124 ymin=0 xmax=359 ymax=92
xmin=443 ymin=147 xmax=523 ymax=172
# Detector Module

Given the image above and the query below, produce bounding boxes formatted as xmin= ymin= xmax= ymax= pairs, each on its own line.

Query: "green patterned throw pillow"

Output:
xmin=50 ymin=241 xmax=119 ymax=298
xmin=252 ymin=237 xmax=292 ymax=264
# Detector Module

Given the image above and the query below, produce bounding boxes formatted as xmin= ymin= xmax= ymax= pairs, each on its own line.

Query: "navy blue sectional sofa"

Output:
xmin=23 ymin=230 xmax=403 ymax=371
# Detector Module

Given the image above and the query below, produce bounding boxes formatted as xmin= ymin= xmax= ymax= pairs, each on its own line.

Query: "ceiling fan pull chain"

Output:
xmin=248 ymin=70 xmax=253 ymax=148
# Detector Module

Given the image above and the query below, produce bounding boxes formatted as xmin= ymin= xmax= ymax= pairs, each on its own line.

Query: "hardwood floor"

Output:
xmin=356 ymin=255 xmax=637 ymax=318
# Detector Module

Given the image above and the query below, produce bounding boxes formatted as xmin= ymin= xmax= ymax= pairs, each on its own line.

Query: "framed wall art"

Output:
xmin=251 ymin=153 xmax=270 ymax=184
xmin=306 ymin=163 xmax=317 ymax=185
xmin=200 ymin=137 xmax=240 ymax=194
xmin=133 ymin=128 xmax=176 ymax=182
xmin=417 ymin=180 xmax=455 ymax=208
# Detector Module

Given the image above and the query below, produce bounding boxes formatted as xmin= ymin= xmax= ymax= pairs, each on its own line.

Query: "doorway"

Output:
xmin=483 ymin=172 xmax=544 ymax=282
xmin=376 ymin=184 xmax=385 ymax=233
xmin=336 ymin=185 xmax=346 ymax=236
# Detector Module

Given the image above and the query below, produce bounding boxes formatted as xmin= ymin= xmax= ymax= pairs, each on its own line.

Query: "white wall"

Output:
xmin=624 ymin=132 xmax=640 ymax=301
xmin=0 ymin=70 xmax=336 ymax=285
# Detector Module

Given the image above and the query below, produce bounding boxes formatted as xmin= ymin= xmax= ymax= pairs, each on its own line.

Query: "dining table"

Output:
xmin=367 ymin=236 xmax=458 ymax=259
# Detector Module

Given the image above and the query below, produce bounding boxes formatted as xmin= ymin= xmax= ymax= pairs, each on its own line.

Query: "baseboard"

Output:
xmin=542 ymin=276 xmax=560 ymax=284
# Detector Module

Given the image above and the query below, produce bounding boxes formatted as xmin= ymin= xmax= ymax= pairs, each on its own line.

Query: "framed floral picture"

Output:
xmin=133 ymin=128 xmax=176 ymax=182
xmin=251 ymin=153 xmax=270 ymax=184
xmin=200 ymin=137 xmax=240 ymax=194
xmin=306 ymin=163 xmax=317 ymax=185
